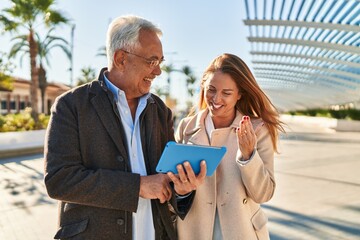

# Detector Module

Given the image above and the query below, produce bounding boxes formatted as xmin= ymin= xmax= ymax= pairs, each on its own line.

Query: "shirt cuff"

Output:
xmin=236 ymin=148 xmax=256 ymax=165
xmin=175 ymin=191 xmax=193 ymax=199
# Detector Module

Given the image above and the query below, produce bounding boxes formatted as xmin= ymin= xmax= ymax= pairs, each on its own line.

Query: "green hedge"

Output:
xmin=2 ymin=108 xmax=359 ymax=132
xmin=0 ymin=109 xmax=49 ymax=132
xmin=287 ymin=108 xmax=360 ymax=121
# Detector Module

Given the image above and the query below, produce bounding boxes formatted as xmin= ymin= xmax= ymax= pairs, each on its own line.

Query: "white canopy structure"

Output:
xmin=243 ymin=0 xmax=360 ymax=111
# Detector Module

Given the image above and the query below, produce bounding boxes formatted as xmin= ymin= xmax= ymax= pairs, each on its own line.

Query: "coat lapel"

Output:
xmin=140 ymin=97 xmax=156 ymax=174
xmin=185 ymin=110 xmax=210 ymax=146
xmin=185 ymin=110 xmax=244 ymax=146
xmin=89 ymin=72 xmax=128 ymax=159
xmin=90 ymin=95 xmax=127 ymax=157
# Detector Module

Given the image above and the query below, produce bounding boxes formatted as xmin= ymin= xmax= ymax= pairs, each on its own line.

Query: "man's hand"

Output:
xmin=139 ymin=174 xmax=172 ymax=203
xmin=167 ymin=160 xmax=207 ymax=196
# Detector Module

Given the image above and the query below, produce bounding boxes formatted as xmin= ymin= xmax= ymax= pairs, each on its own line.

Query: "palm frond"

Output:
xmin=44 ymin=10 xmax=69 ymax=26
xmin=96 ymin=46 xmax=106 ymax=57
xmin=0 ymin=14 xmax=19 ymax=32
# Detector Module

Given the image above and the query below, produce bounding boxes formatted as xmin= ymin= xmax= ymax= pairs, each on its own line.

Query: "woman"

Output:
xmin=174 ymin=53 xmax=284 ymax=239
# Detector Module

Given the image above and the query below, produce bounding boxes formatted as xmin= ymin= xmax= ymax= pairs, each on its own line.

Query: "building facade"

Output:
xmin=0 ymin=78 xmax=70 ymax=115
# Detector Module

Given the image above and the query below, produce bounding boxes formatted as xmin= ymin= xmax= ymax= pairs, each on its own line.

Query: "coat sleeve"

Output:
xmin=44 ymin=93 xmax=140 ymax=212
xmin=174 ymin=117 xmax=187 ymax=143
xmin=237 ymin=125 xmax=276 ymax=203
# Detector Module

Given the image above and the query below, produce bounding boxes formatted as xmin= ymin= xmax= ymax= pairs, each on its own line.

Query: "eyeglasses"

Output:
xmin=122 ymin=49 xmax=165 ymax=69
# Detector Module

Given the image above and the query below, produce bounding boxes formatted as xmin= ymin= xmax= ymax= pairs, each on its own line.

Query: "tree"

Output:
xmin=159 ymin=63 xmax=197 ymax=112
xmin=161 ymin=63 xmax=197 ymax=97
xmin=37 ymin=29 xmax=71 ymax=113
xmin=76 ymin=66 xmax=96 ymax=86
xmin=9 ymin=28 xmax=71 ymax=113
xmin=180 ymin=66 xmax=197 ymax=97
xmin=0 ymin=52 xmax=14 ymax=91
xmin=96 ymin=46 xmax=106 ymax=57
xmin=0 ymin=0 xmax=68 ymax=122
xmin=160 ymin=63 xmax=175 ymax=97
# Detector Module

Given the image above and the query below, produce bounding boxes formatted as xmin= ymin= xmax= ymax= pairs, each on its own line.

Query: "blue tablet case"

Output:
xmin=156 ymin=141 xmax=227 ymax=176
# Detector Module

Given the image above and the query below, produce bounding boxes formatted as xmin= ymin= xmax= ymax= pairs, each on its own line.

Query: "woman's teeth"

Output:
xmin=212 ymin=103 xmax=222 ymax=109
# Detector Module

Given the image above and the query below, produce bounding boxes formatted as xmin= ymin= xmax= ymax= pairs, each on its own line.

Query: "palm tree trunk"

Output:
xmin=28 ymin=29 xmax=39 ymax=123
xmin=38 ymin=64 xmax=47 ymax=113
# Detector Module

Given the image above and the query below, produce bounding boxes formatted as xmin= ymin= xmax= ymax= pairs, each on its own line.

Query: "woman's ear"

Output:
xmin=237 ymin=94 xmax=242 ymax=101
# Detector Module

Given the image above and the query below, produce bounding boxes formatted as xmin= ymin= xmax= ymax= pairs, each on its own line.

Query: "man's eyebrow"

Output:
xmin=148 ymin=55 xmax=164 ymax=61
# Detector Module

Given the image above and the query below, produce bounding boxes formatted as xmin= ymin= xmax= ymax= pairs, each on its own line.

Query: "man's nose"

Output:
xmin=152 ymin=65 xmax=162 ymax=76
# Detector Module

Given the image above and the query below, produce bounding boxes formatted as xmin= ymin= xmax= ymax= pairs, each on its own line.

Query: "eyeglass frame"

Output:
xmin=121 ymin=49 xmax=165 ymax=69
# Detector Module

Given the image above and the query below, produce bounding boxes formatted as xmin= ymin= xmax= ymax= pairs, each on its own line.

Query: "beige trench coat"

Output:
xmin=175 ymin=109 xmax=275 ymax=240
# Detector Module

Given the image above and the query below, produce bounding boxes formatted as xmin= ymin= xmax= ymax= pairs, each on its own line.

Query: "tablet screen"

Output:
xmin=156 ymin=141 xmax=226 ymax=176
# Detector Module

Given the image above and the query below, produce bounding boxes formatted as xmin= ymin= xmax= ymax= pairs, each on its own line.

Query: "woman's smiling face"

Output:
xmin=204 ymin=70 xmax=241 ymax=120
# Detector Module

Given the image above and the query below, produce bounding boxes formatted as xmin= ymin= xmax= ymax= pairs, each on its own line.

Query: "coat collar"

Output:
xmin=88 ymin=67 xmax=158 ymax=165
xmin=88 ymin=67 xmax=128 ymax=158
xmin=184 ymin=109 xmax=244 ymax=145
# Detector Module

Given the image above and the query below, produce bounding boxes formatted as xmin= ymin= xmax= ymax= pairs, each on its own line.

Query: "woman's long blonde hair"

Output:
xmin=195 ymin=53 xmax=285 ymax=152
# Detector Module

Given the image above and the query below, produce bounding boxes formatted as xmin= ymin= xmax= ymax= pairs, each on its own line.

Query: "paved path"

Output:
xmin=266 ymin=125 xmax=360 ymax=239
xmin=0 ymin=154 xmax=57 ymax=240
xmin=0 ymin=118 xmax=360 ymax=239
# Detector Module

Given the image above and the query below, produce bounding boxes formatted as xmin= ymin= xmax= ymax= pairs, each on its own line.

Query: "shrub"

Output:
xmin=0 ymin=108 xmax=50 ymax=132
xmin=285 ymin=108 xmax=360 ymax=121
xmin=38 ymin=113 xmax=50 ymax=129
xmin=0 ymin=110 xmax=34 ymax=132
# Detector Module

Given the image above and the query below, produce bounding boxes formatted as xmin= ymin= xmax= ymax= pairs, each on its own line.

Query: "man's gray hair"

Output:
xmin=106 ymin=15 xmax=162 ymax=67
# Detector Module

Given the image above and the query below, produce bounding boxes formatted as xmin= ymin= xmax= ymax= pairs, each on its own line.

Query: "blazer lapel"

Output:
xmin=89 ymin=81 xmax=128 ymax=159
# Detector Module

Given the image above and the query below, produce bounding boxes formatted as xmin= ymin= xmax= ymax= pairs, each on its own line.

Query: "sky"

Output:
xmin=0 ymin=0 xmax=252 ymax=109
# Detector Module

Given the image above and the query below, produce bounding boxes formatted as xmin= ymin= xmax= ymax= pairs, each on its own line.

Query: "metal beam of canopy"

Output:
xmin=243 ymin=0 xmax=360 ymax=112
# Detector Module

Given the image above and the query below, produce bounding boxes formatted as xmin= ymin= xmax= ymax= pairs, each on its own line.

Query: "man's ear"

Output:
xmin=113 ymin=50 xmax=125 ymax=68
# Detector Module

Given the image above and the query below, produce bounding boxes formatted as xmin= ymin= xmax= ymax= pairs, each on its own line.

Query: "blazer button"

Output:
xmin=117 ymin=156 xmax=124 ymax=162
xmin=117 ymin=218 xmax=125 ymax=225
xmin=243 ymin=198 xmax=248 ymax=204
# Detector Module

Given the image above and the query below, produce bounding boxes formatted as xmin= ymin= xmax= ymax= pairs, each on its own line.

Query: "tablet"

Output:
xmin=156 ymin=141 xmax=226 ymax=176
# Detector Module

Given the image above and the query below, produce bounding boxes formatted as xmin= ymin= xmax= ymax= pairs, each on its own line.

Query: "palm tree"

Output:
xmin=161 ymin=63 xmax=197 ymax=97
xmin=181 ymin=66 xmax=197 ymax=97
xmin=96 ymin=46 xmax=106 ymax=57
xmin=0 ymin=52 xmax=14 ymax=91
xmin=37 ymin=29 xmax=71 ymax=113
xmin=0 ymin=0 xmax=68 ymax=122
xmin=161 ymin=63 xmax=175 ymax=97
xmin=9 ymin=28 xmax=71 ymax=113
xmin=76 ymin=66 xmax=96 ymax=86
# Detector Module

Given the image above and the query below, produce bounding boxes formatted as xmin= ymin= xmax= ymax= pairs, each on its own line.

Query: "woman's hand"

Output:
xmin=167 ymin=161 xmax=207 ymax=196
xmin=236 ymin=115 xmax=263 ymax=160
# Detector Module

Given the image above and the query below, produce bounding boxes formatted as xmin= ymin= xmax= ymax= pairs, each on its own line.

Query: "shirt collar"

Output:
xmin=103 ymin=72 xmax=151 ymax=102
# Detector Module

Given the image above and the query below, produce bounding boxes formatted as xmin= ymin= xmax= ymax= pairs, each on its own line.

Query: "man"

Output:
xmin=44 ymin=15 xmax=206 ymax=240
